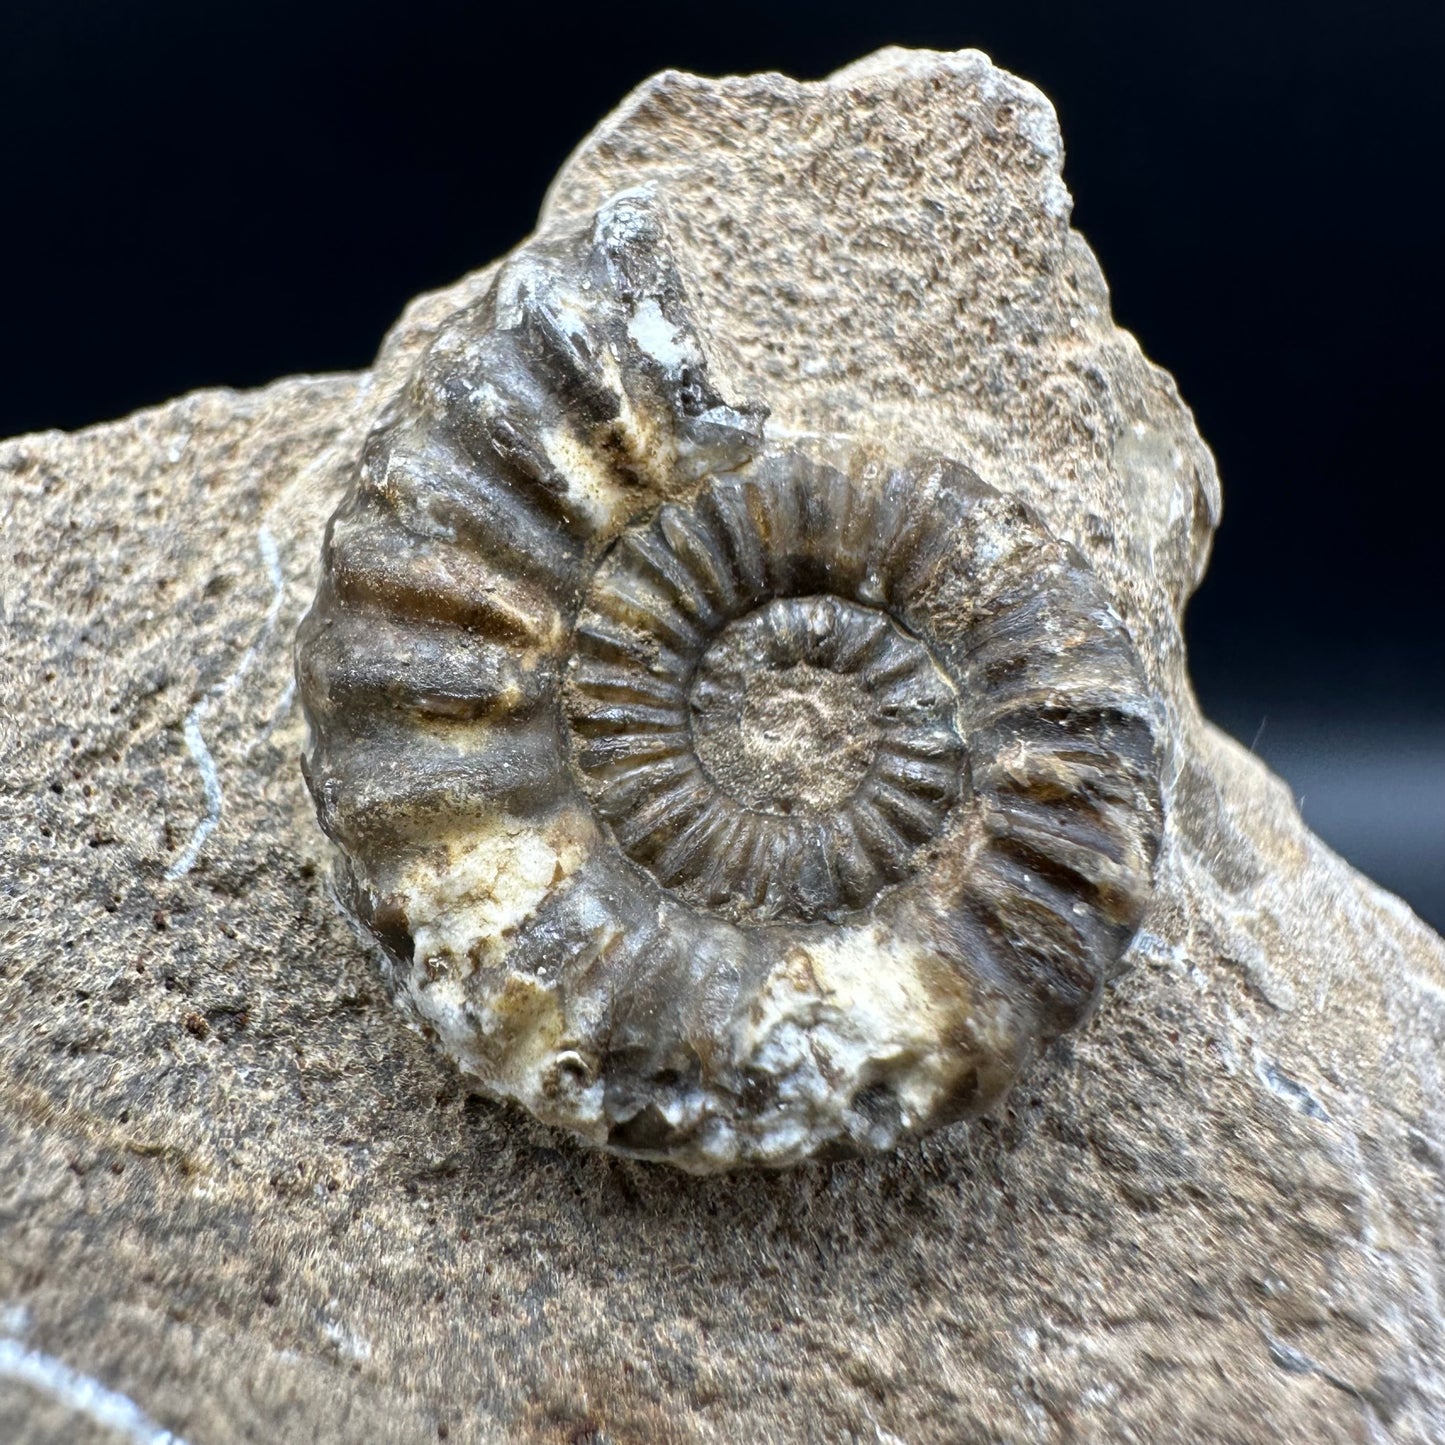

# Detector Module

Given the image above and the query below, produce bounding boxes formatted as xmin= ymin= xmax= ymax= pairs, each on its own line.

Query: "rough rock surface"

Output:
xmin=1 ymin=47 xmax=1442 ymax=1444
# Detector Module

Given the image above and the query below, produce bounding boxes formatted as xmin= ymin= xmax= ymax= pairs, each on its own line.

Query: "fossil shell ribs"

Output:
xmin=296 ymin=189 xmax=1164 ymax=1171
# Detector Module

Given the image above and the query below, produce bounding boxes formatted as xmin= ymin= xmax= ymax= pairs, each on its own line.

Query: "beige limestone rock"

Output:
xmin=1 ymin=47 xmax=1441 ymax=1445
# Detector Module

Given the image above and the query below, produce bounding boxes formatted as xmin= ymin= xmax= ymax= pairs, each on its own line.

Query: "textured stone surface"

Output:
xmin=2 ymin=46 xmax=1442 ymax=1444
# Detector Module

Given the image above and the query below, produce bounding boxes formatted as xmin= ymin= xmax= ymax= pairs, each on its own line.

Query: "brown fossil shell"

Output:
xmin=296 ymin=189 xmax=1164 ymax=1171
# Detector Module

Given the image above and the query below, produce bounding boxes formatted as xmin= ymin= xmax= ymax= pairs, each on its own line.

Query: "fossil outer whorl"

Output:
xmin=296 ymin=189 xmax=1164 ymax=1171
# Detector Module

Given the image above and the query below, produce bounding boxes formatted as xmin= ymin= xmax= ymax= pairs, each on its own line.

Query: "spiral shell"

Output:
xmin=296 ymin=190 xmax=1164 ymax=1170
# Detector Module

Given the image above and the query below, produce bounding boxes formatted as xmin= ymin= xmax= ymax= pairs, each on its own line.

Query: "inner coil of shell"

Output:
xmin=296 ymin=187 xmax=1164 ymax=1171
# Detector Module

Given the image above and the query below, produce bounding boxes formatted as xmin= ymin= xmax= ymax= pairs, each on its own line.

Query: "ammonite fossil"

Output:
xmin=296 ymin=190 xmax=1164 ymax=1170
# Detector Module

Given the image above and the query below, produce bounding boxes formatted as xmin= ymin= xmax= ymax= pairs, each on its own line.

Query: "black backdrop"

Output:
xmin=4 ymin=0 xmax=1441 ymax=927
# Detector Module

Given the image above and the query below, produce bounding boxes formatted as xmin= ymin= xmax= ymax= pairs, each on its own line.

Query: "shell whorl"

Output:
xmin=569 ymin=473 xmax=969 ymax=924
xmin=297 ymin=189 xmax=1164 ymax=1171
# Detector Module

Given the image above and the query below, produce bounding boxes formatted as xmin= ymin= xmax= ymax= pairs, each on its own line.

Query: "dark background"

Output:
xmin=4 ymin=1 xmax=1441 ymax=928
